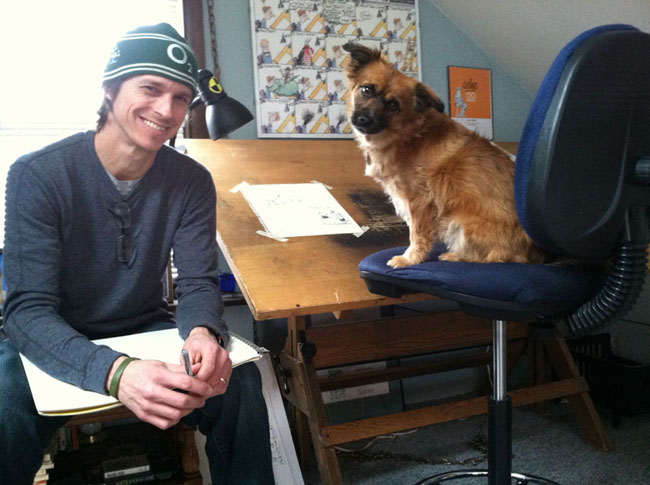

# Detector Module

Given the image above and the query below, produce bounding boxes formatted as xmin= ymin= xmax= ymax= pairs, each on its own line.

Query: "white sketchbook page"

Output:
xmin=20 ymin=329 xmax=265 ymax=416
xmin=241 ymin=183 xmax=362 ymax=238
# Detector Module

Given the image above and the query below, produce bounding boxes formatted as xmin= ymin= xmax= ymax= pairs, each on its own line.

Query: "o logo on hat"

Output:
xmin=167 ymin=43 xmax=188 ymax=65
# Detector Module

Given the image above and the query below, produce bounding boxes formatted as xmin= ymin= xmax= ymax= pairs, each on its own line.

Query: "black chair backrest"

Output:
xmin=516 ymin=26 xmax=650 ymax=260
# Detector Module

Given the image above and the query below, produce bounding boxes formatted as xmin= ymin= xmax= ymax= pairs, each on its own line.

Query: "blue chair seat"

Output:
xmin=360 ymin=245 xmax=607 ymax=321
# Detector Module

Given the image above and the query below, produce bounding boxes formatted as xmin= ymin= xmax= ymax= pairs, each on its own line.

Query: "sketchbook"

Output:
xmin=19 ymin=329 xmax=267 ymax=416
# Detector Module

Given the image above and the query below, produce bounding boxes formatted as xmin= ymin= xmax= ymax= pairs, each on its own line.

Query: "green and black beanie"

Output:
xmin=103 ymin=23 xmax=199 ymax=93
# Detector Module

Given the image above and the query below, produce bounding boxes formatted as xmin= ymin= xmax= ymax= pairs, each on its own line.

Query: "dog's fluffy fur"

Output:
xmin=343 ymin=42 xmax=552 ymax=268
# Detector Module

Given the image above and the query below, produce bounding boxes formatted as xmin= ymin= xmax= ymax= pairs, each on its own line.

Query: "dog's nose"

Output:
xmin=353 ymin=113 xmax=373 ymax=129
xmin=352 ymin=111 xmax=381 ymax=134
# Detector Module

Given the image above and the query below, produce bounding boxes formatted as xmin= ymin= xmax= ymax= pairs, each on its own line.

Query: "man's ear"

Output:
xmin=414 ymin=83 xmax=445 ymax=114
xmin=104 ymin=84 xmax=119 ymax=105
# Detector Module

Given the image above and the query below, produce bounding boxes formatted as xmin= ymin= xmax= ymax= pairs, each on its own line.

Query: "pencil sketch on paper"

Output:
xmin=240 ymin=182 xmax=365 ymax=238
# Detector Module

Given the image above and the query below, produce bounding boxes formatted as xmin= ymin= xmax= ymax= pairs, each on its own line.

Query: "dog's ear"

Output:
xmin=414 ymin=83 xmax=446 ymax=114
xmin=343 ymin=42 xmax=382 ymax=79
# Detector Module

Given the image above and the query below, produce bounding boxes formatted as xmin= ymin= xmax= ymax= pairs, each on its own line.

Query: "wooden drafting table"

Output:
xmin=183 ymin=139 xmax=610 ymax=484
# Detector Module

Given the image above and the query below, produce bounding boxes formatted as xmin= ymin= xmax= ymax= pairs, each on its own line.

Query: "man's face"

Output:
xmin=106 ymin=75 xmax=192 ymax=153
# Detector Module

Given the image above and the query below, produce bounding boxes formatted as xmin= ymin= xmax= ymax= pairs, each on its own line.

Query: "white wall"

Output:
xmin=430 ymin=0 xmax=650 ymax=95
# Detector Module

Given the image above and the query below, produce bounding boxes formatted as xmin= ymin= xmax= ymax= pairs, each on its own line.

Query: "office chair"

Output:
xmin=359 ymin=24 xmax=650 ymax=484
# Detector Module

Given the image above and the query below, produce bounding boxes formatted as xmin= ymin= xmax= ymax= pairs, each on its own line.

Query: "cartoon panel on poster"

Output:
xmin=251 ymin=0 xmax=420 ymax=138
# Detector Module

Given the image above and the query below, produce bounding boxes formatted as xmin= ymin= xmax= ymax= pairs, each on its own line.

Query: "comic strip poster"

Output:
xmin=448 ymin=66 xmax=493 ymax=140
xmin=250 ymin=0 xmax=420 ymax=138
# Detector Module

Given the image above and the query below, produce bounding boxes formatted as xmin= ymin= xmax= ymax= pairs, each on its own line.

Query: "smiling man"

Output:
xmin=0 ymin=23 xmax=273 ymax=484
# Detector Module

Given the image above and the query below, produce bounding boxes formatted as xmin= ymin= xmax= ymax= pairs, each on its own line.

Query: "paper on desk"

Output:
xmin=239 ymin=182 xmax=367 ymax=238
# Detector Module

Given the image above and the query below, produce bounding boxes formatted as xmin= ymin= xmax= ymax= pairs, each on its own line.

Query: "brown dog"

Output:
xmin=343 ymin=42 xmax=552 ymax=268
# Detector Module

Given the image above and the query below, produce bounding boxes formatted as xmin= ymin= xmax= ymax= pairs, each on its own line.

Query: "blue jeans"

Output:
xmin=0 ymin=337 xmax=274 ymax=485
xmin=184 ymin=363 xmax=274 ymax=484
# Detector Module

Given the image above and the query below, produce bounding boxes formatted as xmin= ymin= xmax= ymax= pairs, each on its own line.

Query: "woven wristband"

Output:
xmin=109 ymin=357 xmax=139 ymax=399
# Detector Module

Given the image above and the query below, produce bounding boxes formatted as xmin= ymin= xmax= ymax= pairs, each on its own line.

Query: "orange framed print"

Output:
xmin=448 ymin=66 xmax=493 ymax=139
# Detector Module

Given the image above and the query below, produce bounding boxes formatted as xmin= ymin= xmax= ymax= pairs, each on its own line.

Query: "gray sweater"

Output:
xmin=3 ymin=131 xmax=228 ymax=394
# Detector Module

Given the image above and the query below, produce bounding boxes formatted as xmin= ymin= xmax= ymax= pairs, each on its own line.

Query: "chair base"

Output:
xmin=415 ymin=321 xmax=562 ymax=485
xmin=418 ymin=469 xmax=561 ymax=484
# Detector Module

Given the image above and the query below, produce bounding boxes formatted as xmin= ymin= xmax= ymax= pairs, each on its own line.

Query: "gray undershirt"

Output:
xmin=105 ymin=168 xmax=142 ymax=198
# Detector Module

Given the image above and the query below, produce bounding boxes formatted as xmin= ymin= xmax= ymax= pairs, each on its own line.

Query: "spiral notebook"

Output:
xmin=20 ymin=328 xmax=267 ymax=416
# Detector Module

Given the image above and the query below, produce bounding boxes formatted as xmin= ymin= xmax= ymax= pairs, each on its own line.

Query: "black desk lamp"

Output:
xmin=190 ymin=69 xmax=254 ymax=140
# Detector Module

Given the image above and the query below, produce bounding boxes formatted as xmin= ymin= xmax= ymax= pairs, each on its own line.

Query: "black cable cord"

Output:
xmin=567 ymin=240 xmax=647 ymax=336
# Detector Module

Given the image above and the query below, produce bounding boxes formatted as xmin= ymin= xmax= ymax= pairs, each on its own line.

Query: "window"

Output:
xmin=0 ymin=0 xmax=185 ymax=244
xmin=0 ymin=0 xmax=184 ymax=149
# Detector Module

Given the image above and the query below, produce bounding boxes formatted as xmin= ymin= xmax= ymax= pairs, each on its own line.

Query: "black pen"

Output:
xmin=181 ymin=349 xmax=193 ymax=377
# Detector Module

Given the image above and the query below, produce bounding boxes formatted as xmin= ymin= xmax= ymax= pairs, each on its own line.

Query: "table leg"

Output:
xmin=544 ymin=329 xmax=612 ymax=451
xmin=284 ymin=315 xmax=343 ymax=484
xmin=528 ymin=325 xmax=611 ymax=451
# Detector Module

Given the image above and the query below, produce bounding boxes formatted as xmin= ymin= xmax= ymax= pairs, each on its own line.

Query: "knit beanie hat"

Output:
xmin=103 ymin=23 xmax=199 ymax=93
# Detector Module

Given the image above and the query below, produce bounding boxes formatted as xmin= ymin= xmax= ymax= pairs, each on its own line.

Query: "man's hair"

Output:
xmin=96 ymin=78 xmax=123 ymax=132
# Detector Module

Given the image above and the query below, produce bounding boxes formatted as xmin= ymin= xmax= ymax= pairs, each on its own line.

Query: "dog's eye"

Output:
xmin=386 ymin=99 xmax=400 ymax=111
xmin=360 ymin=85 xmax=374 ymax=97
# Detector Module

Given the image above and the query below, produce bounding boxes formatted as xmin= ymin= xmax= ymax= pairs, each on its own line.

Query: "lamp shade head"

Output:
xmin=196 ymin=69 xmax=254 ymax=139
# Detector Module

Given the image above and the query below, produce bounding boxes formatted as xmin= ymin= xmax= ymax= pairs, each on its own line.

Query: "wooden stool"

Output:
xmin=65 ymin=407 xmax=202 ymax=484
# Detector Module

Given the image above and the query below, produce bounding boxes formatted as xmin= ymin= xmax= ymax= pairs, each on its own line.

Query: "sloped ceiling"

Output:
xmin=429 ymin=0 xmax=650 ymax=95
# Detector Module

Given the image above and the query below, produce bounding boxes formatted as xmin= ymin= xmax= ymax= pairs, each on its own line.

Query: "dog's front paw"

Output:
xmin=438 ymin=252 xmax=461 ymax=262
xmin=387 ymin=255 xmax=412 ymax=268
